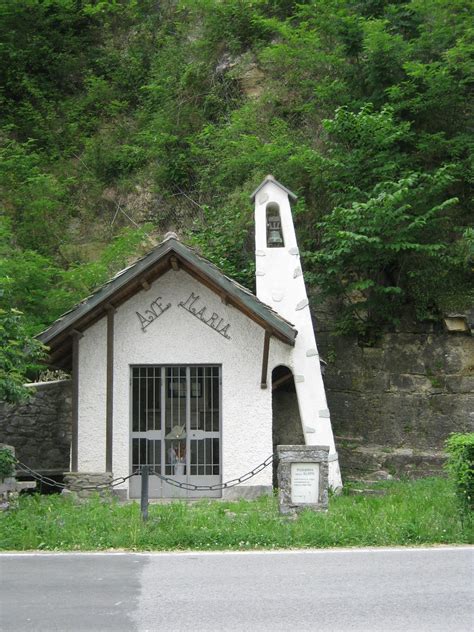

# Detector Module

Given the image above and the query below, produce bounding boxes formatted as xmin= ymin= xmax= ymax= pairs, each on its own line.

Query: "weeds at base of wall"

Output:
xmin=0 ymin=478 xmax=472 ymax=551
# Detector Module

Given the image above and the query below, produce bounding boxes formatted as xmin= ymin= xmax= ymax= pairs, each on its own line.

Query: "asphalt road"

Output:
xmin=0 ymin=547 xmax=472 ymax=632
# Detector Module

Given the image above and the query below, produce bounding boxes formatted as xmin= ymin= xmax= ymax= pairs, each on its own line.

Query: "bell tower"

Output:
xmin=252 ymin=175 xmax=342 ymax=490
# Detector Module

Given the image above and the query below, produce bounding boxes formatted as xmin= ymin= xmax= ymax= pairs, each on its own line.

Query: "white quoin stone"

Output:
xmin=295 ymin=299 xmax=309 ymax=311
xmin=253 ymin=175 xmax=342 ymax=489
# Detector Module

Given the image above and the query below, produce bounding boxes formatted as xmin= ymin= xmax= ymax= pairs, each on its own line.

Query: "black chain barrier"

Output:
xmin=15 ymin=459 xmax=138 ymax=491
xmin=147 ymin=454 xmax=275 ymax=491
xmin=13 ymin=454 xmax=276 ymax=493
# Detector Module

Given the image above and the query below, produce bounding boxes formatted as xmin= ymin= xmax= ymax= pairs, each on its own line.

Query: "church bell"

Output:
xmin=267 ymin=216 xmax=284 ymax=247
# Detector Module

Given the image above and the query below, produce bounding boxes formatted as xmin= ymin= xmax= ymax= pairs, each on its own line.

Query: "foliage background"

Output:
xmin=1 ymin=0 xmax=472 ymax=351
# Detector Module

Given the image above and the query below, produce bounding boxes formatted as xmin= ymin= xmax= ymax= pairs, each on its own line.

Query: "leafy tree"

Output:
xmin=0 ymin=217 xmax=63 ymax=334
xmin=1 ymin=215 xmax=153 ymax=335
xmin=305 ymin=167 xmax=466 ymax=336
xmin=0 ymin=138 xmax=73 ymax=257
xmin=0 ymin=308 xmax=46 ymax=404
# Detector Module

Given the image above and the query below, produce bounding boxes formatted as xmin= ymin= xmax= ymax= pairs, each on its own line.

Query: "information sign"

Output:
xmin=290 ymin=462 xmax=320 ymax=504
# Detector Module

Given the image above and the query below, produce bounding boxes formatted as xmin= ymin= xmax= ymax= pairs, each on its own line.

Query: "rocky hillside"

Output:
xmin=1 ymin=0 xmax=472 ymax=343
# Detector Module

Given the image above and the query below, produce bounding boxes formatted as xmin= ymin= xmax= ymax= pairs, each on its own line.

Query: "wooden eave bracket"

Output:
xmin=260 ymin=330 xmax=271 ymax=389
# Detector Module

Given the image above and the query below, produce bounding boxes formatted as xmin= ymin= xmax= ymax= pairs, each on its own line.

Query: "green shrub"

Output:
xmin=0 ymin=447 xmax=16 ymax=480
xmin=444 ymin=433 xmax=474 ymax=518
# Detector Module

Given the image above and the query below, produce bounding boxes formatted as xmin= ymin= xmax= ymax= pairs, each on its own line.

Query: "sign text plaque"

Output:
xmin=290 ymin=462 xmax=320 ymax=504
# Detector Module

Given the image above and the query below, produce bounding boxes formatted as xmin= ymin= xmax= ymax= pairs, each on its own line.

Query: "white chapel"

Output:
xmin=39 ymin=176 xmax=342 ymax=498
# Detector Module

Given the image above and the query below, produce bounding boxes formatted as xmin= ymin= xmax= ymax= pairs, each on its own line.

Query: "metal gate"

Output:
xmin=129 ymin=365 xmax=221 ymax=498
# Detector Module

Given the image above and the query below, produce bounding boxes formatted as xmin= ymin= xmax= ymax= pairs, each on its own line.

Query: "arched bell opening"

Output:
xmin=271 ymin=365 xmax=304 ymax=488
xmin=266 ymin=202 xmax=285 ymax=248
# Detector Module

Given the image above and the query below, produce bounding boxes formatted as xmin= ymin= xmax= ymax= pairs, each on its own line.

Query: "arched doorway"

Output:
xmin=271 ymin=365 xmax=305 ymax=487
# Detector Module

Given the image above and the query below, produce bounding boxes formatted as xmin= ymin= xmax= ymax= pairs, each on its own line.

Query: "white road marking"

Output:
xmin=1 ymin=545 xmax=472 ymax=556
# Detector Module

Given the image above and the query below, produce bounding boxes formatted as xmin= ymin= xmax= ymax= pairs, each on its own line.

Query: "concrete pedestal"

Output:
xmin=63 ymin=472 xmax=113 ymax=499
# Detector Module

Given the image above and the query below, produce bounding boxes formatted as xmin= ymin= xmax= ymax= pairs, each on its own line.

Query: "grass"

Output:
xmin=0 ymin=477 xmax=472 ymax=551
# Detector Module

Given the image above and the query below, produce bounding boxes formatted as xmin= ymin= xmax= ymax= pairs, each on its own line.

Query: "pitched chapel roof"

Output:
xmin=39 ymin=234 xmax=297 ymax=369
xmin=250 ymin=174 xmax=297 ymax=201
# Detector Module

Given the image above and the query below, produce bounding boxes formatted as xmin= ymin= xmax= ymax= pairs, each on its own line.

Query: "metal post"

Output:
xmin=141 ymin=465 xmax=149 ymax=522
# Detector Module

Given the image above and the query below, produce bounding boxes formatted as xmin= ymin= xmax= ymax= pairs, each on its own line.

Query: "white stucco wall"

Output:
xmin=77 ymin=269 xmax=292 ymax=496
xmin=78 ymin=318 xmax=106 ymax=471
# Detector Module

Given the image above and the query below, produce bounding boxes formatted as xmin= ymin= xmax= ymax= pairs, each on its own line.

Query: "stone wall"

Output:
xmin=313 ymin=304 xmax=474 ymax=481
xmin=0 ymin=380 xmax=72 ymax=472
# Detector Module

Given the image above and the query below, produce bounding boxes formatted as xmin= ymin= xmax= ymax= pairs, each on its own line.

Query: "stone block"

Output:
xmin=277 ymin=445 xmax=329 ymax=514
xmin=337 ymin=445 xmax=382 ymax=478
xmin=388 ymin=374 xmax=432 ymax=393
xmin=338 ymin=444 xmax=448 ymax=481
xmin=323 ymin=369 xmax=354 ymax=392
xmin=445 ymin=375 xmax=474 ymax=394
xmin=383 ymin=451 xmax=446 ymax=478
xmin=423 ymin=335 xmax=474 ymax=374
xmin=63 ymin=472 xmax=113 ymax=499
xmin=370 ymin=470 xmax=394 ymax=481
xmin=382 ymin=335 xmax=426 ymax=374
xmin=331 ymin=336 xmax=364 ymax=365
xmin=443 ymin=316 xmax=469 ymax=333
xmin=349 ymin=371 xmax=390 ymax=393
xmin=361 ymin=346 xmax=385 ymax=371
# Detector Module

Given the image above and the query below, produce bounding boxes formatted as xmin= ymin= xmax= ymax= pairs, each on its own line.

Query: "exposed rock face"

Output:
xmin=314 ymin=304 xmax=474 ymax=481
xmin=238 ymin=63 xmax=265 ymax=98
xmin=0 ymin=380 xmax=72 ymax=472
xmin=215 ymin=53 xmax=265 ymax=98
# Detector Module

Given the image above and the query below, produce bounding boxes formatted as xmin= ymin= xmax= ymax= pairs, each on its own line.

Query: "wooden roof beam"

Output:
xmin=260 ymin=331 xmax=271 ymax=389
